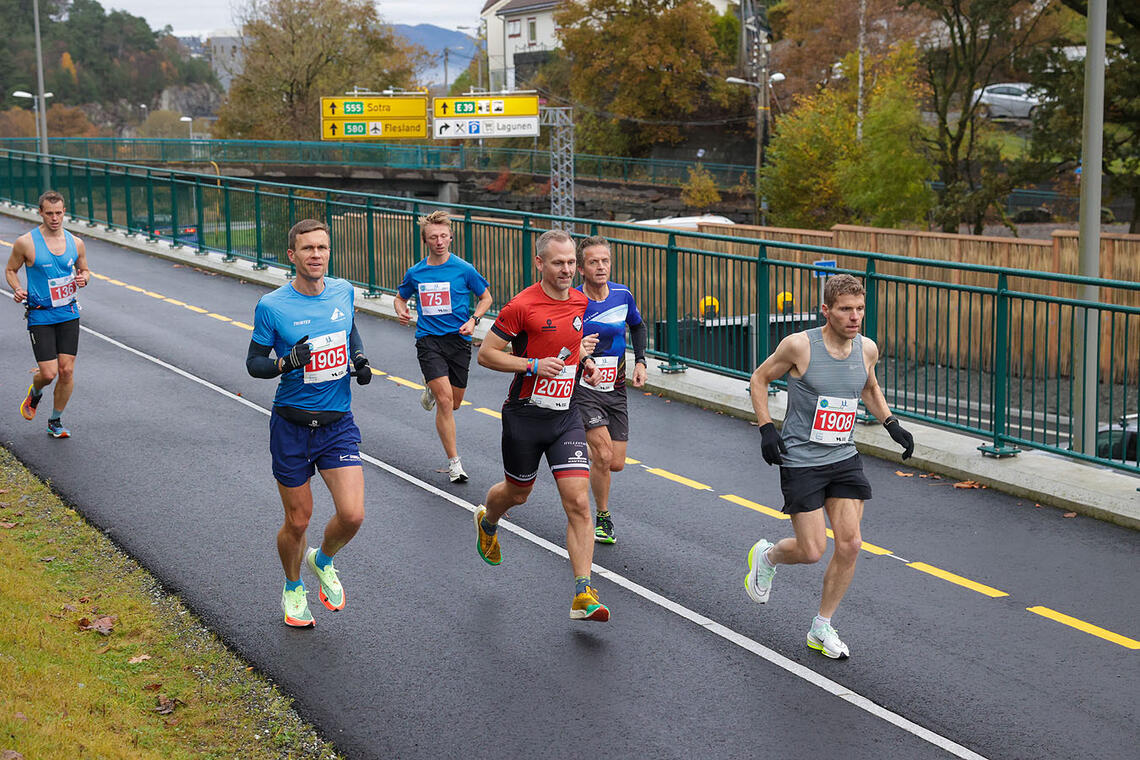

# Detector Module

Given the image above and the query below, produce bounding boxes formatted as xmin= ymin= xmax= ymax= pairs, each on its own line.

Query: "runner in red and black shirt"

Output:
xmin=473 ymin=229 xmax=612 ymax=622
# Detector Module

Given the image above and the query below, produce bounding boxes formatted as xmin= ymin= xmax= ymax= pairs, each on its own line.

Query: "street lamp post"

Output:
xmin=12 ymin=90 xmax=52 ymax=146
xmin=31 ymin=0 xmax=50 ymax=191
xmin=726 ymin=71 xmax=783 ymax=225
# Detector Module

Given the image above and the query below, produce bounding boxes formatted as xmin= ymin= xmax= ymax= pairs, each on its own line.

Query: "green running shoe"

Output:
xmin=594 ymin=512 xmax=616 ymax=544
xmin=305 ymin=547 xmax=345 ymax=611
xmin=281 ymin=584 xmax=315 ymax=628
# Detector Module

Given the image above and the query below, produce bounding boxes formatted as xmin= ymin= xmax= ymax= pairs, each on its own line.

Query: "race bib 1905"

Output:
xmin=531 ymin=363 xmax=576 ymax=410
xmin=48 ymin=274 xmax=77 ymax=307
xmin=303 ymin=331 xmax=348 ymax=384
xmin=810 ymin=395 xmax=857 ymax=445
xmin=417 ymin=281 xmax=452 ymax=316
xmin=581 ymin=355 xmax=618 ymax=392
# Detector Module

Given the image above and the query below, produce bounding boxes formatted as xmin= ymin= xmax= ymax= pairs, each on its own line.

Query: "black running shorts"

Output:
xmin=779 ymin=453 xmax=873 ymax=514
xmin=28 ymin=319 xmax=80 ymax=363
xmin=501 ymin=403 xmax=589 ymax=487
xmin=574 ymin=385 xmax=629 ymax=441
xmin=416 ymin=334 xmax=473 ymax=388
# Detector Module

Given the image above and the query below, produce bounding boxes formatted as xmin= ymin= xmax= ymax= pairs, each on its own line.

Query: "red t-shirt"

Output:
xmin=490 ymin=282 xmax=588 ymax=406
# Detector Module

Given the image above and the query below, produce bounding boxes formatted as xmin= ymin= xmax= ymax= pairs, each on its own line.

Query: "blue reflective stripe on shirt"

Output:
xmin=578 ymin=283 xmax=643 ymax=358
xmin=396 ymin=254 xmax=489 ymax=340
xmin=252 ymin=278 xmax=355 ymax=412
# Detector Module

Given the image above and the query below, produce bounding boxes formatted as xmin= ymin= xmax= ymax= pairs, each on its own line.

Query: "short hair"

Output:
xmin=823 ymin=273 xmax=865 ymax=307
xmin=575 ymin=235 xmax=610 ymax=268
xmin=288 ymin=219 xmax=328 ymax=250
xmin=38 ymin=190 xmax=64 ymax=210
xmin=535 ymin=229 xmax=573 ymax=260
xmin=418 ymin=209 xmax=452 ymax=242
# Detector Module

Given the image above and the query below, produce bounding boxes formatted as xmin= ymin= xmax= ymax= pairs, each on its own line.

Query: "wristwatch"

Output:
xmin=472 ymin=315 xmax=482 ymax=326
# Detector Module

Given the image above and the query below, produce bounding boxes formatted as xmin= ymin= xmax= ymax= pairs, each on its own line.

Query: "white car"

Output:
xmin=631 ymin=214 xmax=735 ymax=230
xmin=971 ymin=83 xmax=1042 ymax=120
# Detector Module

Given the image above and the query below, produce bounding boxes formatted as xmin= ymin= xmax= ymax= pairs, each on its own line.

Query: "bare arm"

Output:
xmin=5 ymin=237 xmax=30 ymax=302
xmin=459 ymin=287 xmax=493 ymax=336
xmin=858 ymin=338 xmax=892 ymax=421
xmin=393 ymin=294 xmax=412 ymax=326
xmin=477 ymin=330 xmax=565 ymax=379
xmin=73 ymin=238 xmax=90 ymax=288
xmin=749 ymin=332 xmax=809 ymax=426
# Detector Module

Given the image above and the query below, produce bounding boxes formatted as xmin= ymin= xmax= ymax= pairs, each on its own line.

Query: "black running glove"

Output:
xmin=353 ymin=355 xmax=372 ymax=385
xmin=884 ymin=417 xmax=914 ymax=460
xmin=279 ymin=335 xmax=311 ymax=374
xmin=759 ymin=422 xmax=787 ymax=466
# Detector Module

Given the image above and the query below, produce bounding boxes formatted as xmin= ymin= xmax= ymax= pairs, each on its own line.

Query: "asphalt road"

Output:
xmin=1 ymin=216 xmax=1137 ymax=760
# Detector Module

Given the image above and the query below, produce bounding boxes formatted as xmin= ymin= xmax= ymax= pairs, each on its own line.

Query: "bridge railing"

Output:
xmin=0 ymin=137 xmax=753 ymax=191
xmin=2 ymin=149 xmax=1136 ymax=473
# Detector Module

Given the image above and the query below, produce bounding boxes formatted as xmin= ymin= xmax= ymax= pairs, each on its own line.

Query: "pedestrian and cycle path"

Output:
xmin=1 ymin=209 xmax=1137 ymax=760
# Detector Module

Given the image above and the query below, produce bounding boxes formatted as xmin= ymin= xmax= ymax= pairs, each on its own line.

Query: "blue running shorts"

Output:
xmin=269 ymin=410 xmax=362 ymax=487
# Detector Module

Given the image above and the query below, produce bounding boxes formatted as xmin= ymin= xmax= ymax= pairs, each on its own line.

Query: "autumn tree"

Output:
xmin=681 ymin=164 xmax=722 ymax=210
xmin=0 ymin=107 xmax=37 ymax=138
xmin=550 ymin=0 xmax=748 ymax=156
xmin=214 ymin=0 xmax=429 ymax=140
xmin=45 ymin=103 xmax=103 ymax=136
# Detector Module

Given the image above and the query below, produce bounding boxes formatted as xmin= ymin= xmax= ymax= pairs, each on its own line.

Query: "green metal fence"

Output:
xmin=2 ymin=149 xmax=1137 ymax=474
xmin=0 ymin=138 xmax=753 ymax=191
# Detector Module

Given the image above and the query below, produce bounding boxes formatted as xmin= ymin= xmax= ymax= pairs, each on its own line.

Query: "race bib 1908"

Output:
xmin=417 ymin=281 xmax=452 ymax=316
xmin=531 ymin=363 xmax=576 ymax=410
xmin=303 ymin=331 xmax=348 ymax=384
xmin=581 ymin=355 xmax=618 ymax=392
xmin=48 ymin=274 xmax=77 ymax=307
xmin=810 ymin=395 xmax=857 ymax=445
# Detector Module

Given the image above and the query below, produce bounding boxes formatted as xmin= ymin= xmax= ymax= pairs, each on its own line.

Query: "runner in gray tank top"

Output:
xmin=742 ymin=274 xmax=914 ymax=659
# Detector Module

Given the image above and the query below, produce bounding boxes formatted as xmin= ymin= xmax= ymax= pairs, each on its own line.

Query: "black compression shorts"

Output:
xmin=501 ymin=403 xmax=589 ymax=487
xmin=28 ymin=319 xmax=80 ymax=363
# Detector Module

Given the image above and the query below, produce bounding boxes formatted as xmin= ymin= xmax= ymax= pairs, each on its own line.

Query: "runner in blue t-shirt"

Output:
xmin=5 ymin=191 xmax=91 ymax=438
xmin=572 ymin=236 xmax=648 ymax=545
xmin=394 ymin=210 xmax=492 ymax=483
xmin=246 ymin=219 xmax=373 ymax=628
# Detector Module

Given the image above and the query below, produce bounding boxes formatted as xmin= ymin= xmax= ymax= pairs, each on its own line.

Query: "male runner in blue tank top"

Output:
xmin=5 ymin=191 xmax=90 ymax=438
xmin=246 ymin=219 xmax=373 ymax=628
xmin=572 ymin=236 xmax=648 ymax=544
xmin=394 ymin=210 xmax=493 ymax=483
xmin=744 ymin=273 xmax=914 ymax=659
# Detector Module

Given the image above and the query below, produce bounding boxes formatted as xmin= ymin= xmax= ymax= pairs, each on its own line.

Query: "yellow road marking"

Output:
xmin=164 ymin=298 xmax=186 ymax=306
xmin=0 ymin=239 xmax=11 ymax=247
xmin=91 ymin=272 xmax=109 ymax=280
xmin=645 ymin=468 xmax=711 ymax=491
xmin=907 ymin=562 xmax=1008 ymax=598
xmin=143 ymin=290 xmax=164 ymax=299
xmin=231 ymin=321 xmax=254 ymax=331
xmin=820 ymin=528 xmax=894 ymax=556
xmin=125 ymin=285 xmax=145 ymax=293
xmin=475 ymin=407 xmax=502 ymax=419
xmin=387 ymin=375 xmax=424 ymax=390
xmin=107 ymin=278 xmax=125 ymax=286
xmin=721 ymin=493 xmax=789 ymax=520
xmin=183 ymin=304 xmax=207 ymax=314
xmin=1026 ymin=606 xmax=1140 ymax=649
xmin=207 ymin=313 xmax=231 ymax=322
xmin=625 ymin=456 xmax=641 ymax=465
xmin=461 ymin=400 xmax=472 ymax=407
xmin=371 ymin=370 xmax=387 ymax=376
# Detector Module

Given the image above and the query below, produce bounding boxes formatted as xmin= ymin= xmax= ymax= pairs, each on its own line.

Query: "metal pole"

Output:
xmin=755 ymin=30 xmax=769 ymax=225
xmin=1072 ymin=0 xmax=1107 ymax=455
xmin=856 ymin=0 xmax=866 ymax=142
xmin=32 ymin=0 xmax=50 ymax=192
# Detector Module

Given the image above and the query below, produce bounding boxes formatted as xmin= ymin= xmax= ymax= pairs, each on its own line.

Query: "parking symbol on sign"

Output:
xmin=468 ymin=121 xmax=481 ymax=135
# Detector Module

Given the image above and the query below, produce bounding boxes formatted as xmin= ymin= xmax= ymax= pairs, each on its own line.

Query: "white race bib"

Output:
xmin=48 ymin=274 xmax=77 ymax=307
xmin=809 ymin=395 xmax=857 ymax=445
xmin=581 ymin=355 xmax=618 ymax=392
xmin=303 ymin=331 xmax=348 ymax=384
xmin=417 ymin=281 xmax=452 ymax=316
xmin=530 ymin=363 xmax=576 ymax=410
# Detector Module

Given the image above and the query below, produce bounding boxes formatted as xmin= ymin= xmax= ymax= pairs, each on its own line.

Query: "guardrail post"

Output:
xmin=978 ymin=273 xmax=1020 ymax=457
xmin=324 ymin=191 xmax=334 ymax=277
xmin=521 ymin=216 xmax=533 ymax=288
xmin=66 ymin=160 xmax=76 ymax=220
xmin=103 ymin=167 xmax=113 ymax=228
xmin=660 ymin=232 xmax=687 ymax=373
xmin=124 ymin=169 xmax=133 ymax=234
xmin=253 ymin=184 xmax=267 ymax=269
xmin=84 ymin=163 xmax=94 ymax=225
xmin=194 ymin=177 xmax=206 ymax=254
xmin=169 ymin=172 xmax=179 ymax=247
xmin=287 ymin=188 xmax=296 ymax=278
xmin=145 ymin=169 xmax=156 ymax=241
xmin=364 ymin=196 xmax=379 ymax=296
xmin=463 ymin=209 xmax=474 ymax=264
xmin=222 ymin=179 xmax=235 ymax=262
xmin=863 ymin=258 xmax=878 ymax=341
xmin=757 ymin=241 xmax=770 ymax=365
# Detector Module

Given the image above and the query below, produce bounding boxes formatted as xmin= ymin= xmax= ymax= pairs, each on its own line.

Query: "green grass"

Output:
xmin=0 ymin=448 xmax=342 ymax=760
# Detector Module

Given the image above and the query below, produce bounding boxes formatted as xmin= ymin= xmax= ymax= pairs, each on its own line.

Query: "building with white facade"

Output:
xmin=207 ymin=31 xmax=245 ymax=92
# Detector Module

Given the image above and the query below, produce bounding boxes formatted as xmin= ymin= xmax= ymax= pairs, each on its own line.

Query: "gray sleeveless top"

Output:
xmin=781 ymin=327 xmax=867 ymax=467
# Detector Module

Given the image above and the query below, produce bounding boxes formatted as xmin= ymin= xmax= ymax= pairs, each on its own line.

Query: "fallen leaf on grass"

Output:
xmin=128 ymin=654 xmax=151 ymax=664
xmin=78 ymin=596 xmax=90 ymax=603
xmin=13 ymin=713 xmax=26 ymax=722
xmin=0 ymin=523 xmax=16 ymax=529
xmin=39 ymin=556 xmax=55 ymax=563
xmin=77 ymin=615 xmax=116 ymax=635
xmin=143 ymin=683 xmax=162 ymax=692
xmin=895 ymin=471 xmax=914 ymax=477
xmin=953 ymin=480 xmax=982 ymax=489
xmin=1063 ymin=512 xmax=1077 ymax=518
xmin=155 ymin=694 xmax=184 ymax=715
xmin=0 ymin=488 xmax=8 ymax=493
xmin=62 ymin=603 xmax=76 ymax=612
xmin=2 ymin=749 xmax=26 ymax=760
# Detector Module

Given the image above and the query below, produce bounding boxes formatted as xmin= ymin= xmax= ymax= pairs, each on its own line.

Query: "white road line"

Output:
xmin=76 ymin=321 xmax=986 ymax=760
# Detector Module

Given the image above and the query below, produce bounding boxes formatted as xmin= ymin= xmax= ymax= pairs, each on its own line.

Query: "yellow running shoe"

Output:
xmin=305 ymin=547 xmax=345 ymax=611
xmin=474 ymin=506 xmax=501 ymax=565
xmin=281 ymin=584 xmax=315 ymax=628
xmin=570 ymin=585 xmax=610 ymax=622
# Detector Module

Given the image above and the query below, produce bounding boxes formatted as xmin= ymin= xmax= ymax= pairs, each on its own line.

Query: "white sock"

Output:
xmin=813 ymin=615 xmax=832 ymax=629
xmin=449 ymin=456 xmax=461 ymax=465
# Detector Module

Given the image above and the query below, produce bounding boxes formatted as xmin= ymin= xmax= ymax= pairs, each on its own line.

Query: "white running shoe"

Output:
xmin=448 ymin=458 xmax=468 ymax=483
xmin=420 ymin=387 xmax=436 ymax=411
xmin=745 ymin=539 xmax=776 ymax=603
xmin=807 ymin=620 xmax=850 ymax=659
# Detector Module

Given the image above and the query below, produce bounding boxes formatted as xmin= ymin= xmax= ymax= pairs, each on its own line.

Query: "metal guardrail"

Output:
xmin=1 ymin=149 xmax=1135 ymax=474
xmin=0 ymin=137 xmax=754 ymax=191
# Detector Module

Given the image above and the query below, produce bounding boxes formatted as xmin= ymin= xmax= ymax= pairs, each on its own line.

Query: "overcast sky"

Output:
xmin=104 ymin=1 xmax=480 ymax=36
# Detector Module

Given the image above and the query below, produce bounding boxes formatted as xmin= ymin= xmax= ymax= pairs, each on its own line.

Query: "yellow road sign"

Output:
xmin=321 ymin=96 xmax=428 ymax=120
xmin=433 ymin=95 xmax=539 ymax=118
xmin=320 ymin=119 xmax=427 ymax=140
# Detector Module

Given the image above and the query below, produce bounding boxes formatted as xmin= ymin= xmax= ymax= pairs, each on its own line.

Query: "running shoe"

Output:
xmin=281 ymin=584 xmax=315 ymax=628
xmin=594 ymin=512 xmax=616 ymax=544
xmin=448 ymin=458 xmax=469 ymax=483
xmin=745 ymin=539 xmax=776 ymax=603
xmin=570 ymin=585 xmax=610 ymax=622
xmin=20 ymin=385 xmax=41 ymax=420
xmin=474 ymin=506 xmax=501 ymax=565
xmin=420 ymin=387 xmax=436 ymax=411
xmin=305 ymin=547 xmax=345 ymax=611
xmin=807 ymin=620 xmax=850 ymax=659
xmin=46 ymin=419 xmax=70 ymax=439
